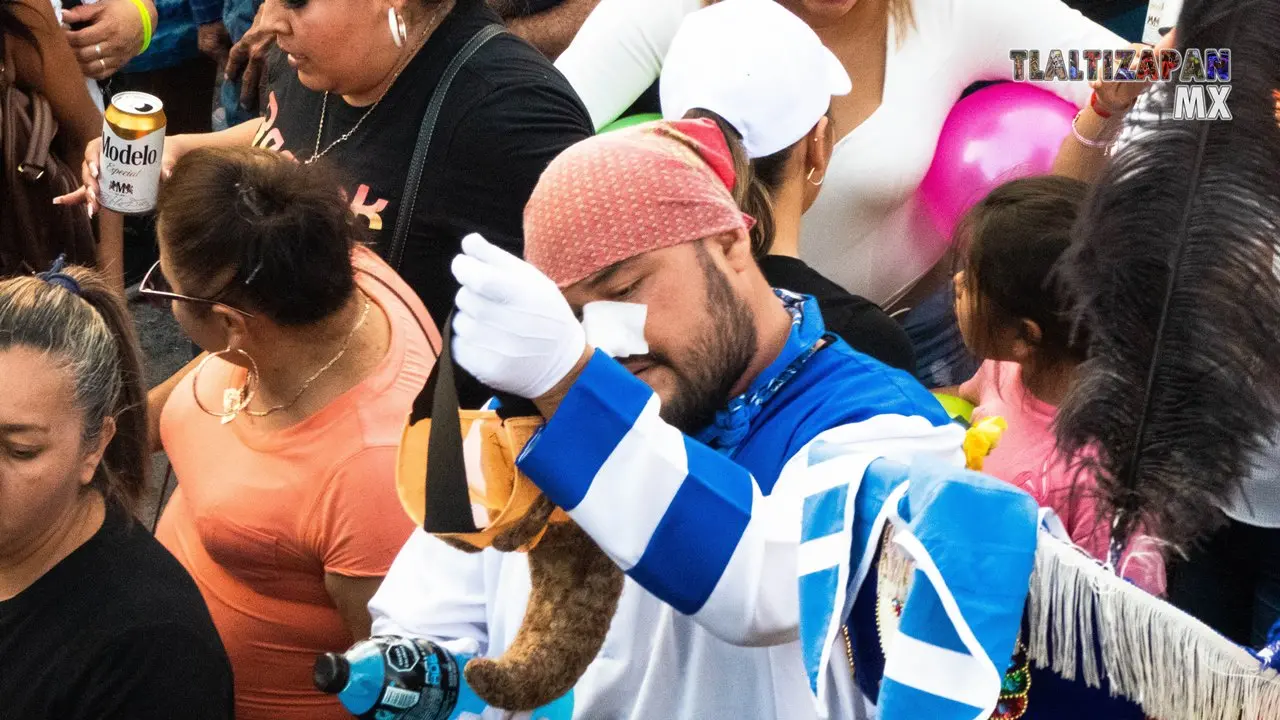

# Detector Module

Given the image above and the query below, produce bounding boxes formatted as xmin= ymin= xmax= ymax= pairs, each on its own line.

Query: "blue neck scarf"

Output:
xmin=695 ymin=290 xmax=830 ymax=455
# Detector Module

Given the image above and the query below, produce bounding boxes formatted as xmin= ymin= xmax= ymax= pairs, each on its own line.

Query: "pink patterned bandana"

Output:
xmin=524 ymin=118 xmax=755 ymax=288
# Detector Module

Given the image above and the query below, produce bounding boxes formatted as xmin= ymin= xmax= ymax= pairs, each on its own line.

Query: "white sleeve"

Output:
xmin=950 ymin=0 xmax=1128 ymax=107
xmin=691 ymin=415 xmax=965 ymax=647
xmin=368 ymin=529 xmax=490 ymax=657
xmin=554 ymin=0 xmax=702 ymax=130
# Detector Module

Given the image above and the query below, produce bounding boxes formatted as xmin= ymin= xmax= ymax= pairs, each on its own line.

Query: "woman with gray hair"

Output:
xmin=0 ymin=262 xmax=232 ymax=718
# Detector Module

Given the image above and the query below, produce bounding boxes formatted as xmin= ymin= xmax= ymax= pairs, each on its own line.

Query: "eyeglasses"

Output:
xmin=138 ymin=261 xmax=255 ymax=318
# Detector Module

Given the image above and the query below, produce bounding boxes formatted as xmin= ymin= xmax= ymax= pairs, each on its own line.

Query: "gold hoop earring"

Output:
xmin=807 ymin=168 xmax=825 ymax=187
xmin=192 ymin=347 xmax=260 ymax=425
xmin=387 ymin=8 xmax=407 ymax=48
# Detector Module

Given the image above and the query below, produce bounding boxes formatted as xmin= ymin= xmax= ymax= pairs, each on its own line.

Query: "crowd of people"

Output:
xmin=2 ymin=0 xmax=1279 ymax=717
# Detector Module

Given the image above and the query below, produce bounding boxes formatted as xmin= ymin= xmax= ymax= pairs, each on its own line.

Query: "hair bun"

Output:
xmin=158 ymin=146 xmax=359 ymax=327
xmin=235 ymin=181 xmax=276 ymax=219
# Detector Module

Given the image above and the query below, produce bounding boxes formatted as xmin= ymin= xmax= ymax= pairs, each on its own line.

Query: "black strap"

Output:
xmin=379 ymin=23 xmax=529 ymax=534
xmin=411 ymin=303 xmax=537 ymax=533
xmin=387 ymin=23 xmax=506 ymax=271
xmin=417 ymin=310 xmax=480 ymax=534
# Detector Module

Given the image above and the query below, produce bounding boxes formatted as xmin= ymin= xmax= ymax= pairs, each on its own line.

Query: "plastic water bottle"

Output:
xmin=315 ymin=636 xmax=574 ymax=720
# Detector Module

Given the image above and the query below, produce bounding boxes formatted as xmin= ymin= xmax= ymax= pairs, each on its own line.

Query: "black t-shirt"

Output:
xmin=758 ymin=255 xmax=917 ymax=374
xmin=0 ymin=501 xmax=233 ymax=720
xmin=258 ymin=0 xmax=592 ymax=403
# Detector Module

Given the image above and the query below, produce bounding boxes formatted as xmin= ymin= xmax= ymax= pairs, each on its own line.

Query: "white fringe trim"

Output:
xmin=1026 ymin=530 xmax=1280 ymax=720
xmin=877 ymin=524 xmax=1280 ymax=719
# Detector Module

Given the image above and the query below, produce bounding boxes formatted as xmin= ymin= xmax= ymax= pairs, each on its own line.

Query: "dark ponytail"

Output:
xmin=683 ymin=109 xmax=784 ymax=258
xmin=0 ymin=268 xmax=149 ymax=516
xmin=955 ymin=175 xmax=1091 ymax=367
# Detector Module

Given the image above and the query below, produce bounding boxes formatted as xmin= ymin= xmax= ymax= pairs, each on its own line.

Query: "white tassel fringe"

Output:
xmin=1026 ymin=530 xmax=1280 ymax=720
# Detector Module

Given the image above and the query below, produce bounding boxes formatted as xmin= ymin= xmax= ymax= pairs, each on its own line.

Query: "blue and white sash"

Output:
xmin=799 ymin=457 xmax=1039 ymax=719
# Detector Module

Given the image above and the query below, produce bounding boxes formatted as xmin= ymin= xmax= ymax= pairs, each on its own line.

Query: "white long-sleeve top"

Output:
xmin=369 ymin=299 xmax=965 ymax=719
xmin=555 ymin=0 xmax=1124 ymax=306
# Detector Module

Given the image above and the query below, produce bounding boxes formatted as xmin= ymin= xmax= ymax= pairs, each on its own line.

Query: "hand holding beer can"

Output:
xmin=99 ymin=92 xmax=166 ymax=214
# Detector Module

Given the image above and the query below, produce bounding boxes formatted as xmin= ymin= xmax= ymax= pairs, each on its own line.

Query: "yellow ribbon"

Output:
xmin=963 ymin=415 xmax=1008 ymax=471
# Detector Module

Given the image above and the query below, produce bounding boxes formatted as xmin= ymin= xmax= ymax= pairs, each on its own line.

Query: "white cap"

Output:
xmin=660 ymin=0 xmax=852 ymax=159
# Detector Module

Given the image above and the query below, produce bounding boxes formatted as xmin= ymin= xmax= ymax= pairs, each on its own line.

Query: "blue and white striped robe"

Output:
xmin=371 ymin=297 xmax=967 ymax=718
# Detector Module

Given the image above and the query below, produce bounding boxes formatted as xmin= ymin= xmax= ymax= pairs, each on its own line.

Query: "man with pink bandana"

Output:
xmin=370 ymin=118 xmax=965 ymax=719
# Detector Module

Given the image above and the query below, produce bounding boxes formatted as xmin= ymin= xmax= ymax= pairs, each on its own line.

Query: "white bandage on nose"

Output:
xmin=582 ymin=301 xmax=649 ymax=359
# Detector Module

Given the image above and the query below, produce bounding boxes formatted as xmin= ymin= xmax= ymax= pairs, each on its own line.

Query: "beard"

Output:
xmin=655 ymin=245 xmax=758 ymax=434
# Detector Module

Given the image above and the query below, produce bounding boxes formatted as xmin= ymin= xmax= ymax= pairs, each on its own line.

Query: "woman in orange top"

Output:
xmin=146 ymin=146 xmax=439 ymax=720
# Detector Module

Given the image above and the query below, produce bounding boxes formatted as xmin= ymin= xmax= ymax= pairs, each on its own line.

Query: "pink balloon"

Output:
xmin=919 ymin=82 xmax=1077 ymax=239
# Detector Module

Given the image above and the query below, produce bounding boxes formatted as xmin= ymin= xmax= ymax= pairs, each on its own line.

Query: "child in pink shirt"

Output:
xmin=947 ymin=176 xmax=1165 ymax=596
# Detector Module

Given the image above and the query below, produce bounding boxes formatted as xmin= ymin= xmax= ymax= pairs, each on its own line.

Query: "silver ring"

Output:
xmin=95 ymin=43 xmax=102 ymax=58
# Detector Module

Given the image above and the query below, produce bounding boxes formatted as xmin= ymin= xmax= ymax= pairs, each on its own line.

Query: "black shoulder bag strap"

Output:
xmin=386 ymin=23 xmax=506 ymax=271
xmin=414 ymin=309 xmax=478 ymax=533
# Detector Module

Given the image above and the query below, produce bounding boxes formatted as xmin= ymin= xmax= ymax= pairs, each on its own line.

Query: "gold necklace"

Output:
xmin=245 ymin=295 xmax=372 ymax=418
xmin=306 ymin=2 xmax=448 ymax=165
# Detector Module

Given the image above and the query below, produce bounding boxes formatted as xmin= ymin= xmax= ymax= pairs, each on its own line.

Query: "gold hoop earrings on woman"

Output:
xmin=387 ymin=8 xmax=408 ymax=48
xmin=192 ymin=348 xmax=261 ymax=425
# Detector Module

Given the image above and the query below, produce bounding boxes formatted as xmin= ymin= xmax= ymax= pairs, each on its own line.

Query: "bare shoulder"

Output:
xmin=5 ymin=0 xmax=61 ymax=42
xmin=4 ymin=0 xmax=64 ymax=85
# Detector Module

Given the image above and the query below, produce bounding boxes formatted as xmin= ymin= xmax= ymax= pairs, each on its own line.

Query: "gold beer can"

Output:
xmin=100 ymin=92 xmax=166 ymax=214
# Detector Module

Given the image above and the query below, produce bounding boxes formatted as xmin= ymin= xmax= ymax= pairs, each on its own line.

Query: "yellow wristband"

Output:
xmin=127 ymin=0 xmax=153 ymax=55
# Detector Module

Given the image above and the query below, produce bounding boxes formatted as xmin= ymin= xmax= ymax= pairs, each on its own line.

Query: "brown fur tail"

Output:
xmin=463 ymin=521 xmax=625 ymax=710
xmin=491 ymin=495 xmax=556 ymax=553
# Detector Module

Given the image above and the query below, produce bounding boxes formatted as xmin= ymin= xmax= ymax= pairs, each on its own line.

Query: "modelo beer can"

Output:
xmin=100 ymin=91 xmax=166 ymax=214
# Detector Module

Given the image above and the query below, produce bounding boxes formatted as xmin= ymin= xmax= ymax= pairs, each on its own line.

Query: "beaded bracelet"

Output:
xmin=127 ymin=0 xmax=153 ymax=55
xmin=1071 ymin=108 xmax=1121 ymax=150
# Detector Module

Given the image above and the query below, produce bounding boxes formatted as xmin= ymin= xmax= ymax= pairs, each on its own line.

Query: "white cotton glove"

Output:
xmin=450 ymin=234 xmax=588 ymax=399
